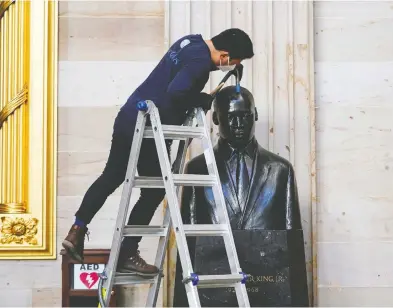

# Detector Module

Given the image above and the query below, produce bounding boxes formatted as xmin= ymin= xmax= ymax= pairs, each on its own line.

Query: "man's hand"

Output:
xmin=233 ymin=64 xmax=243 ymax=82
xmin=194 ymin=92 xmax=214 ymax=111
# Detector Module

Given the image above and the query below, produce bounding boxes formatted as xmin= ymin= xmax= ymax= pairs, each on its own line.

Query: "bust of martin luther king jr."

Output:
xmin=173 ymin=85 xmax=309 ymax=307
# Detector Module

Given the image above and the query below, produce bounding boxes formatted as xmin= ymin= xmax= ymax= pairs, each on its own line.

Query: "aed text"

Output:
xmin=79 ymin=264 xmax=100 ymax=270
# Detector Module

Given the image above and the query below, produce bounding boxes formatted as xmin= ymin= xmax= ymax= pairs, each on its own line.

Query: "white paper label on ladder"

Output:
xmin=204 ymin=149 xmax=212 ymax=165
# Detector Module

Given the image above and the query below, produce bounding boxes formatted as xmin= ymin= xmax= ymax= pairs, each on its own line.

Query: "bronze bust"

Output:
xmin=173 ymin=86 xmax=309 ymax=307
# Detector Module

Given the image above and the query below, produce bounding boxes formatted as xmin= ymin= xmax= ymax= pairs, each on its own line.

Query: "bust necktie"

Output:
xmin=236 ymin=151 xmax=250 ymax=209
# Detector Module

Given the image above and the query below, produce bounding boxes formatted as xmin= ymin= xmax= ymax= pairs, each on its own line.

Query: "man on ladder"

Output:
xmin=62 ymin=28 xmax=254 ymax=277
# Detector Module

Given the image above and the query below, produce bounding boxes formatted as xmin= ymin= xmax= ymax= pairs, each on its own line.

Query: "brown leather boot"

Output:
xmin=62 ymin=224 xmax=89 ymax=263
xmin=117 ymin=250 xmax=159 ymax=277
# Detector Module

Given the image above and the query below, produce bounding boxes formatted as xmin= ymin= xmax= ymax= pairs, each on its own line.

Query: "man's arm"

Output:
xmin=166 ymin=58 xmax=213 ymax=110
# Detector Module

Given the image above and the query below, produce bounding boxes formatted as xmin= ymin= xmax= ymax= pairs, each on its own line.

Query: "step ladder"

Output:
xmin=97 ymin=100 xmax=250 ymax=308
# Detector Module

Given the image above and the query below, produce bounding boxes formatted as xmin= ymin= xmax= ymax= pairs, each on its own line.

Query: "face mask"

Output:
xmin=218 ymin=57 xmax=236 ymax=72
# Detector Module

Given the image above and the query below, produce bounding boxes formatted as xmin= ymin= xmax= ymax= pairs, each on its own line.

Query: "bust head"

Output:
xmin=212 ymin=85 xmax=258 ymax=149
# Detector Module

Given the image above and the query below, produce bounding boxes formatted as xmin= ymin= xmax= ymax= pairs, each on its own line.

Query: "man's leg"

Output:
xmin=117 ymin=138 xmax=172 ymax=276
xmin=62 ymin=129 xmax=133 ymax=262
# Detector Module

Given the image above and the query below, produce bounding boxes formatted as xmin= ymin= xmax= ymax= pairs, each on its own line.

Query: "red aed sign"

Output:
xmin=73 ymin=263 xmax=105 ymax=290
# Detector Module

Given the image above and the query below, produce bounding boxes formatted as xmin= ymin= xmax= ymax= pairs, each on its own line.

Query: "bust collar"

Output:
xmin=217 ymin=137 xmax=258 ymax=160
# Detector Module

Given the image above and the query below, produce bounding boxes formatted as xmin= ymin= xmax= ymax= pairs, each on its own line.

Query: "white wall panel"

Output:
xmin=58 ymin=61 xmax=159 ymax=107
xmin=315 ymin=1 xmax=393 ymax=306
xmin=165 ymin=0 xmax=316 ymax=305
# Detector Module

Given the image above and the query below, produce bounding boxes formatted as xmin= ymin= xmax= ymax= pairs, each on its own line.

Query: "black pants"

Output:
xmin=75 ymin=114 xmax=172 ymax=254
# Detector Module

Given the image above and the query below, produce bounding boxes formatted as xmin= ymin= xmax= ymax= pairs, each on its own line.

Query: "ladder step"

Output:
xmin=123 ymin=226 xmax=167 ymax=237
xmin=191 ymin=274 xmax=245 ymax=289
xmin=133 ymin=174 xmax=216 ymax=188
xmin=114 ymin=272 xmax=158 ymax=285
xmin=183 ymin=224 xmax=229 ymax=236
xmin=143 ymin=125 xmax=204 ymax=140
xmin=122 ymin=225 xmax=228 ymax=237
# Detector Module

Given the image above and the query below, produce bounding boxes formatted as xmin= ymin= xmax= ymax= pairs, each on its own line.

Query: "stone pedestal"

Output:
xmin=173 ymin=230 xmax=309 ymax=307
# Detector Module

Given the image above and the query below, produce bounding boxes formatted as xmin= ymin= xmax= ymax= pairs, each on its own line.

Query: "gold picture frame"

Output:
xmin=0 ymin=0 xmax=58 ymax=259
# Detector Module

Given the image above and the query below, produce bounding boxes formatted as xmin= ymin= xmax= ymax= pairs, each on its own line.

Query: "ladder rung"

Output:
xmin=133 ymin=174 xmax=216 ymax=188
xmin=193 ymin=274 xmax=244 ymax=288
xmin=143 ymin=125 xmax=205 ymax=140
xmin=122 ymin=225 xmax=227 ymax=237
xmin=114 ymin=272 xmax=157 ymax=285
xmin=183 ymin=224 xmax=229 ymax=236
xmin=123 ymin=226 xmax=168 ymax=237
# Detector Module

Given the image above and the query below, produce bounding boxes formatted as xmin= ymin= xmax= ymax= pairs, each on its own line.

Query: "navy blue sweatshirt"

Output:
xmin=118 ymin=34 xmax=214 ymax=130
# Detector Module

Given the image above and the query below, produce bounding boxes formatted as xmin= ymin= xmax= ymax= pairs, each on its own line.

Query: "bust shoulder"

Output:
xmin=184 ymin=142 xmax=296 ymax=176
xmin=184 ymin=152 xmax=209 ymax=175
xmin=256 ymin=144 xmax=295 ymax=174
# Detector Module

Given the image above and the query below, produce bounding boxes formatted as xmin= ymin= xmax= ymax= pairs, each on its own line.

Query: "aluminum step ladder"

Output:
xmin=97 ymin=100 xmax=250 ymax=308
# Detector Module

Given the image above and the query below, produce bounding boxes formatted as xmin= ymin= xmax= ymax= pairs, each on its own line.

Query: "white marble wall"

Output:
xmin=0 ymin=1 xmax=166 ymax=306
xmin=58 ymin=1 xmax=168 ymax=306
xmin=314 ymin=1 xmax=393 ymax=306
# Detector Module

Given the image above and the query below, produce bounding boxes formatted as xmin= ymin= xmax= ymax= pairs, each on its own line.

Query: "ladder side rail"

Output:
xmin=145 ymin=142 xmax=189 ymax=307
xmin=148 ymin=103 xmax=201 ymax=307
xmin=196 ymin=109 xmax=250 ymax=307
xmin=171 ymin=108 xmax=197 ymax=174
xmin=145 ymin=209 xmax=171 ymax=307
xmin=146 ymin=109 xmax=196 ymax=306
xmin=146 ymin=108 xmax=196 ymax=307
xmin=101 ymin=111 xmax=148 ymax=306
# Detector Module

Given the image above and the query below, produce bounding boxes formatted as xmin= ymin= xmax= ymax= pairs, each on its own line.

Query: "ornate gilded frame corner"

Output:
xmin=0 ymin=0 xmax=58 ymax=259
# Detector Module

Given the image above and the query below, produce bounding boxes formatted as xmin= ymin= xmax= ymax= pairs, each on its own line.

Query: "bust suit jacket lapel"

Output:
xmin=240 ymin=147 xmax=271 ymax=227
xmin=214 ymin=149 xmax=240 ymax=216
